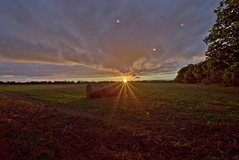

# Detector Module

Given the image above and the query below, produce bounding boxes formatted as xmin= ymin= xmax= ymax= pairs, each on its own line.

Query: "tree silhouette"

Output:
xmin=175 ymin=0 xmax=239 ymax=86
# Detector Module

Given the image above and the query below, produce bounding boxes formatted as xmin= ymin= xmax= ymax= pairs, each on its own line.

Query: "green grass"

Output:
xmin=0 ymin=82 xmax=239 ymax=159
xmin=0 ymin=84 xmax=86 ymax=104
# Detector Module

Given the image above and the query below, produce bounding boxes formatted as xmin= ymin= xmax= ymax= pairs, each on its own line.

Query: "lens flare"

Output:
xmin=108 ymin=81 xmax=148 ymax=125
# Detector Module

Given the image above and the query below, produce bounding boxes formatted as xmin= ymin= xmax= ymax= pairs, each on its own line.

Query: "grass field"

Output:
xmin=0 ymin=82 xmax=239 ymax=160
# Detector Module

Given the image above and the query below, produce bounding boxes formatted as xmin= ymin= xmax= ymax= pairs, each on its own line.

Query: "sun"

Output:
xmin=123 ymin=79 xmax=127 ymax=83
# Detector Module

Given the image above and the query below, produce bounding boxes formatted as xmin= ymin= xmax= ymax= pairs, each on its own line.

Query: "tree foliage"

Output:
xmin=175 ymin=0 xmax=239 ymax=86
xmin=204 ymin=0 xmax=239 ymax=65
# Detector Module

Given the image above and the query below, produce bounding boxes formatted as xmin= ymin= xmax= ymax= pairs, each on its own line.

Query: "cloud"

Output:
xmin=0 ymin=0 xmax=219 ymax=80
xmin=0 ymin=61 xmax=115 ymax=82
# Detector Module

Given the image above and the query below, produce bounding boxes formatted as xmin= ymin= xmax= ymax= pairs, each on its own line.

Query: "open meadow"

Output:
xmin=0 ymin=82 xmax=239 ymax=160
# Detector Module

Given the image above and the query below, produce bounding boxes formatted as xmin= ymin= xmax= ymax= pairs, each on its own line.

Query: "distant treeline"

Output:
xmin=135 ymin=80 xmax=174 ymax=83
xmin=175 ymin=0 xmax=239 ymax=86
xmin=0 ymin=81 xmax=88 ymax=85
xmin=0 ymin=80 xmax=174 ymax=85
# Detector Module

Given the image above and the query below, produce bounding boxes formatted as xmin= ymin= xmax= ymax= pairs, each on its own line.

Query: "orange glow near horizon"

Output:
xmin=123 ymin=79 xmax=127 ymax=83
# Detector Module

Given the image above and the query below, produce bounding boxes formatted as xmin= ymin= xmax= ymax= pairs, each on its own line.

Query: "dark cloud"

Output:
xmin=0 ymin=61 xmax=112 ymax=82
xmin=0 ymin=0 xmax=219 ymax=80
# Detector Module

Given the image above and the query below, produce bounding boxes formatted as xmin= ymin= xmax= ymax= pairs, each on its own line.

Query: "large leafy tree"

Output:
xmin=204 ymin=0 xmax=239 ymax=66
xmin=175 ymin=0 xmax=239 ymax=85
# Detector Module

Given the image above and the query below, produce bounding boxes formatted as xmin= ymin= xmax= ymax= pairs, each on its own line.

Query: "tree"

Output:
xmin=175 ymin=0 xmax=239 ymax=86
xmin=174 ymin=66 xmax=189 ymax=83
xmin=223 ymin=62 xmax=239 ymax=86
xmin=204 ymin=0 xmax=239 ymax=66
xmin=174 ymin=64 xmax=198 ymax=83
xmin=192 ymin=62 xmax=206 ymax=83
xmin=203 ymin=0 xmax=239 ymax=85
xmin=184 ymin=64 xmax=197 ymax=83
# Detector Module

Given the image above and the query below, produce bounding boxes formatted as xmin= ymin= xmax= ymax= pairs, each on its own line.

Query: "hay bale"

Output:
xmin=86 ymin=83 xmax=104 ymax=98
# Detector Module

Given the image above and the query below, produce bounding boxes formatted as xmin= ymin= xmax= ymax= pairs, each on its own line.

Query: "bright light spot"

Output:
xmin=123 ymin=79 xmax=127 ymax=83
xmin=153 ymin=48 xmax=156 ymax=52
xmin=180 ymin=23 xmax=184 ymax=27
xmin=116 ymin=19 xmax=120 ymax=24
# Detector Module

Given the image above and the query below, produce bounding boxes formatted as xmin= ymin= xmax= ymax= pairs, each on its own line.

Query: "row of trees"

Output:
xmin=0 ymin=80 xmax=122 ymax=85
xmin=175 ymin=61 xmax=239 ymax=86
xmin=0 ymin=81 xmax=89 ymax=85
xmin=175 ymin=0 xmax=239 ymax=86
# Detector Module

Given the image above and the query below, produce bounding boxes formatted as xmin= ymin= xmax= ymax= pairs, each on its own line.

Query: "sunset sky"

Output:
xmin=0 ymin=0 xmax=219 ymax=82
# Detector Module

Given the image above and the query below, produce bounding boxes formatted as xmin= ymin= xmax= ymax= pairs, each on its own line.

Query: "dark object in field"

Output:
xmin=86 ymin=82 xmax=120 ymax=98
xmin=86 ymin=83 xmax=103 ymax=98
